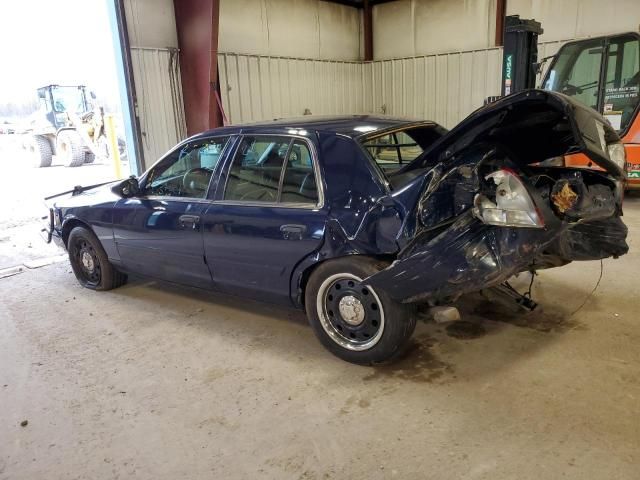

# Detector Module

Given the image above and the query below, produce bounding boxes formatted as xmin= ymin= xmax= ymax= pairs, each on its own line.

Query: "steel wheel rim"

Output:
xmin=72 ymin=238 xmax=101 ymax=286
xmin=316 ymin=273 xmax=385 ymax=351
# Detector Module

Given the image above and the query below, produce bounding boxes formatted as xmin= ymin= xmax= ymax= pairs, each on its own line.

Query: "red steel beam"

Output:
xmin=174 ymin=0 xmax=223 ymax=136
xmin=363 ymin=0 xmax=373 ymax=60
xmin=495 ymin=0 xmax=506 ymax=46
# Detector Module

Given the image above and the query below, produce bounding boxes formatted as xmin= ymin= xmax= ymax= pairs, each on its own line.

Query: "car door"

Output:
xmin=201 ymin=134 xmax=327 ymax=304
xmin=112 ymin=136 xmax=231 ymax=287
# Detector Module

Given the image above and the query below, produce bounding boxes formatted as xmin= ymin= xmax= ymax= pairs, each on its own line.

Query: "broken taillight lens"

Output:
xmin=473 ymin=169 xmax=544 ymax=228
xmin=607 ymin=142 xmax=626 ymax=171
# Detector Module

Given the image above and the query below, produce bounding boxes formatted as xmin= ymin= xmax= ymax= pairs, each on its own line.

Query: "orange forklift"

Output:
xmin=500 ymin=17 xmax=640 ymax=188
xmin=542 ymin=32 xmax=640 ymax=189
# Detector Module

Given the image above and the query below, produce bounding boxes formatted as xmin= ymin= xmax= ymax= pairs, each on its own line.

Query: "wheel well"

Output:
xmin=56 ymin=127 xmax=77 ymax=136
xmin=298 ymin=254 xmax=394 ymax=311
xmin=61 ymin=219 xmax=92 ymax=247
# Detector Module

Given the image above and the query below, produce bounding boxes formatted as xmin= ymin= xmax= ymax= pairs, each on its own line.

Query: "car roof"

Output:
xmin=193 ymin=115 xmax=436 ymax=140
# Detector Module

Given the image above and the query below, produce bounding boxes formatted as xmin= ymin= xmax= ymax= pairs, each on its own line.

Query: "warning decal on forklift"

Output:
xmin=504 ymin=54 xmax=513 ymax=95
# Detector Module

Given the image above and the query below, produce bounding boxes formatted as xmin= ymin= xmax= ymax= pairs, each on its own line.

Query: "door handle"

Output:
xmin=280 ymin=224 xmax=306 ymax=240
xmin=179 ymin=214 xmax=201 ymax=230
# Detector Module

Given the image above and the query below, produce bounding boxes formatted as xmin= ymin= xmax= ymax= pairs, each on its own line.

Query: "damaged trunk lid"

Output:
xmin=365 ymin=90 xmax=628 ymax=304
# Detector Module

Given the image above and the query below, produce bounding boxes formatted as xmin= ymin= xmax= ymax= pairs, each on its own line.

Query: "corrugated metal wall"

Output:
xmin=219 ymin=48 xmax=502 ymax=129
xmin=219 ymin=39 xmax=576 ymax=130
xmin=218 ymin=53 xmax=366 ymax=124
xmin=130 ymin=47 xmax=187 ymax=164
xmin=363 ymin=48 xmax=503 ymax=127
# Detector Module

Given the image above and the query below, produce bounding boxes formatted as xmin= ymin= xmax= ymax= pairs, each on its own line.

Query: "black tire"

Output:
xmin=67 ymin=226 xmax=127 ymax=291
xmin=29 ymin=135 xmax=53 ymax=167
xmin=56 ymin=130 xmax=85 ymax=167
xmin=305 ymin=256 xmax=416 ymax=365
xmin=84 ymin=151 xmax=95 ymax=164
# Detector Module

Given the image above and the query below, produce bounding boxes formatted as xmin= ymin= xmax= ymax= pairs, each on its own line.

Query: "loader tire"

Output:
xmin=56 ymin=130 xmax=85 ymax=167
xmin=29 ymin=135 xmax=53 ymax=168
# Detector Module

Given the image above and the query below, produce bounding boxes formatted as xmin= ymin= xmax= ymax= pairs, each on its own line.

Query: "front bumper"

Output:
xmin=40 ymin=207 xmax=65 ymax=249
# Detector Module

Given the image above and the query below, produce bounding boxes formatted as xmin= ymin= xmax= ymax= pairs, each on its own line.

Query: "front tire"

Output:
xmin=305 ymin=256 xmax=416 ymax=365
xmin=67 ymin=226 xmax=127 ymax=291
xmin=56 ymin=130 xmax=85 ymax=167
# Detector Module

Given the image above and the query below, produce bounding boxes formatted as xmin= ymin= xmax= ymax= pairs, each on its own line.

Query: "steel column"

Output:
xmin=174 ymin=0 xmax=223 ymax=136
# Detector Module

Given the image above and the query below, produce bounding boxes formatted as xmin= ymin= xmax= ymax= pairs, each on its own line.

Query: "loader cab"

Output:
xmin=542 ymin=33 xmax=640 ymax=187
xmin=37 ymin=85 xmax=90 ymax=129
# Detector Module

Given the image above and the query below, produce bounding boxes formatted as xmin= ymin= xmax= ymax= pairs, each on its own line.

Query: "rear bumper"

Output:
xmin=364 ymin=213 xmax=557 ymax=303
xmin=365 ymin=212 xmax=628 ymax=304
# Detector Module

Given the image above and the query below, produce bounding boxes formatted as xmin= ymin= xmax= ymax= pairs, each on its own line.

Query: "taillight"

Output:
xmin=473 ymin=169 xmax=544 ymax=228
xmin=607 ymin=143 xmax=626 ymax=170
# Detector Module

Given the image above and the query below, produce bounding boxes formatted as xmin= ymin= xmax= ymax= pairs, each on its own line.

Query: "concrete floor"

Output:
xmin=1 ymin=138 xmax=639 ymax=479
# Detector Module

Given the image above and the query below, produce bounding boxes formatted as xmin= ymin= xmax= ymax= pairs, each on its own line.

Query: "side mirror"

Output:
xmin=115 ymin=176 xmax=139 ymax=197
xmin=90 ymin=90 xmax=97 ymax=100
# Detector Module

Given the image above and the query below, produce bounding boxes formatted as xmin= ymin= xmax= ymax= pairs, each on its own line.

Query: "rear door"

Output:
xmin=201 ymin=134 xmax=326 ymax=304
xmin=112 ymin=136 xmax=230 ymax=287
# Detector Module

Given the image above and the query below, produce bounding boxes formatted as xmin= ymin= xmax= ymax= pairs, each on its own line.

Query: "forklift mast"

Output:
xmin=501 ymin=15 xmax=544 ymax=96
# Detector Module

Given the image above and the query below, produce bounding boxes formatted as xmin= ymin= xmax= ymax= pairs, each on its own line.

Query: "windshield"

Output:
xmin=544 ymin=34 xmax=640 ymax=132
xmin=51 ymin=86 xmax=88 ymax=114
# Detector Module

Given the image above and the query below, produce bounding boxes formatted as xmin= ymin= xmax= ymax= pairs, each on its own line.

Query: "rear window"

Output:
xmin=360 ymin=125 xmax=444 ymax=175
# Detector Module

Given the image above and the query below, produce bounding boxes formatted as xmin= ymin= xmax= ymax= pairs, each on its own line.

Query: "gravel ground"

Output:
xmin=0 ymin=135 xmax=123 ymax=269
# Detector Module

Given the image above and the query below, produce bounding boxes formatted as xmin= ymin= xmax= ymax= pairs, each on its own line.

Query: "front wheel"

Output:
xmin=56 ymin=130 xmax=85 ymax=167
xmin=305 ymin=257 xmax=416 ymax=365
xmin=67 ymin=226 xmax=127 ymax=291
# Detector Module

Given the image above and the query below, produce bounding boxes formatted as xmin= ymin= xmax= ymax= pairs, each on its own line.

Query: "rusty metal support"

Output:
xmin=495 ymin=0 xmax=507 ymax=46
xmin=174 ymin=0 xmax=223 ymax=136
xmin=363 ymin=0 xmax=373 ymax=61
xmin=209 ymin=0 xmax=223 ymax=129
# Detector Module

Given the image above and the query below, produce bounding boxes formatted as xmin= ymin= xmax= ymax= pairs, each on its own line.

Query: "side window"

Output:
xmin=362 ymin=130 xmax=425 ymax=172
xmin=603 ymin=35 xmax=640 ymax=131
xmin=144 ymin=137 xmax=229 ymax=198
xmin=224 ymin=136 xmax=320 ymax=205
xmin=224 ymin=136 xmax=290 ymax=203
xmin=280 ymin=140 xmax=318 ymax=204
xmin=364 ymin=134 xmax=399 ymax=169
xmin=395 ymin=131 xmax=424 ymax=162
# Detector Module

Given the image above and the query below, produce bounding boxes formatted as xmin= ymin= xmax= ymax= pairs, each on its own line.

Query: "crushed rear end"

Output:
xmin=365 ymin=90 xmax=629 ymax=303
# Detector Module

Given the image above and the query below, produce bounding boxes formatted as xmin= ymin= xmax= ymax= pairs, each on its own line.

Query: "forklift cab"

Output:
xmin=542 ymin=33 xmax=640 ymax=187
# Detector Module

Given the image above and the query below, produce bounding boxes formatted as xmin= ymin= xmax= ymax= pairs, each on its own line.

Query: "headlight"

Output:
xmin=607 ymin=143 xmax=626 ymax=170
xmin=473 ymin=169 xmax=544 ymax=228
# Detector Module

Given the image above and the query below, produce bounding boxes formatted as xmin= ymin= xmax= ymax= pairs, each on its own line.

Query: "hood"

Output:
xmin=46 ymin=180 xmax=121 ymax=208
xmin=401 ymin=89 xmax=624 ymax=180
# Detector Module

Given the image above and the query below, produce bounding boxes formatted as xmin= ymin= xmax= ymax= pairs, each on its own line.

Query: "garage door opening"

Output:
xmin=0 ymin=0 xmax=131 ymax=270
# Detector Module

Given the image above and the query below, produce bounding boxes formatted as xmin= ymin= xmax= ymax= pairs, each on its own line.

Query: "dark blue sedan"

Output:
xmin=45 ymin=90 xmax=628 ymax=364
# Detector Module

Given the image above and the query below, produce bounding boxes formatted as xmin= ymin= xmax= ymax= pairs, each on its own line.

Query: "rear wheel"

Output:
xmin=56 ymin=130 xmax=85 ymax=167
xmin=67 ymin=226 xmax=127 ymax=291
xmin=305 ymin=256 xmax=416 ymax=365
xmin=28 ymin=135 xmax=53 ymax=167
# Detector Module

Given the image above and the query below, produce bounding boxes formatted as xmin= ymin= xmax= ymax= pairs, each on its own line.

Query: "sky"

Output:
xmin=0 ymin=0 xmax=121 ymax=109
